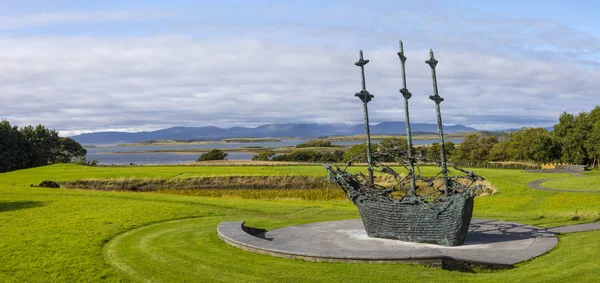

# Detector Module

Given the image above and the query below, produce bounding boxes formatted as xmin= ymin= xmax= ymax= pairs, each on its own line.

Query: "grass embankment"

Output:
xmin=59 ymin=173 xmax=493 ymax=200
xmin=541 ymin=171 xmax=600 ymax=192
xmin=62 ymin=176 xmax=345 ymax=201
xmin=0 ymin=164 xmax=599 ymax=282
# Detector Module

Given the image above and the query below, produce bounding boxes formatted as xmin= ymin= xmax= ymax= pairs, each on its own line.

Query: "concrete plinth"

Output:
xmin=218 ymin=219 xmax=558 ymax=267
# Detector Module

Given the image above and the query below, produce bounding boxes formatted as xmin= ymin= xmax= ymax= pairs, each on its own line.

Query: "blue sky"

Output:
xmin=1 ymin=0 xmax=599 ymax=135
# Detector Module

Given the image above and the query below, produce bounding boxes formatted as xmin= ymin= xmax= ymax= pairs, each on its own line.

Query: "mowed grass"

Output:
xmin=0 ymin=164 xmax=598 ymax=282
xmin=542 ymin=172 xmax=600 ymax=191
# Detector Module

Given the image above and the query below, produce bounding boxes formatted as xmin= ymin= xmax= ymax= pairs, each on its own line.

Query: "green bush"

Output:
xmin=197 ymin=149 xmax=228 ymax=161
xmin=451 ymin=161 xmax=540 ymax=170
xmin=271 ymin=150 xmax=344 ymax=162
xmin=251 ymin=150 xmax=276 ymax=161
xmin=295 ymin=140 xmax=333 ymax=148
xmin=452 ymin=134 xmax=498 ymax=162
xmin=377 ymin=137 xmax=412 ymax=162
xmin=343 ymin=143 xmax=378 ymax=162
xmin=425 ymin=142 xmax=455 ymax=162
xmin=38 ymin=180 xmax=61 ymax=188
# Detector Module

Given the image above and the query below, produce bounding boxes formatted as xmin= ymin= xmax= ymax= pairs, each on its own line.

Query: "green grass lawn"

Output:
xmin=0 ymin=164 xmax=599 ymax=282
xmin=542 ymin=171 xmax=600 ymax=191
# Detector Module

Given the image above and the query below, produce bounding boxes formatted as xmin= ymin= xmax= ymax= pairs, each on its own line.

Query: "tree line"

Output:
xmin=0 ymin=120 xmax=87 ymax=173
xmin=245 ymin=106 xmax=600 ymax=168
xmin=452 ymin=106 xmax=600 ymax=167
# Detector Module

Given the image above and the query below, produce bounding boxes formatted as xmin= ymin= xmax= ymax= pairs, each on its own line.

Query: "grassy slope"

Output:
xmin=0 ymin=164 xmax=598 ymax=282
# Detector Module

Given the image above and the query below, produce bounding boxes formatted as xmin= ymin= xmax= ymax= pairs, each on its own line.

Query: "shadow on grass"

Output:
xmin=0 ymin=201 xmax=47 ymax=212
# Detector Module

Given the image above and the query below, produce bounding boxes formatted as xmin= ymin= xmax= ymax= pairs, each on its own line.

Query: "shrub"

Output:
xmin=38 ymin=180 xmax=60 ymax=188
xmin=197 ymin=149 xmax=228 ymax=161
xmin=343 ymin=143 xmax=378 ymax=162
xmin=295 ymin=140 xmax=333 ymax=148
xmin=377 ymin=137 xmax=411 ymax=162
xmin=452 ymin=134 xmax=498 ymax=162
xmin=251 ymin=150 xmax=276 ymax=161
xmin=271 ymin=150 xmax=344 ymax=163
xmin=425 ymin=142 xmax=455 ymax=162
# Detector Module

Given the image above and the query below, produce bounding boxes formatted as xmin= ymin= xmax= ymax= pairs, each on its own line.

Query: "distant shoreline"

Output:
xmin=89 ymin=132 xmax=478 ymax=148
xmin=113 ymin=137 xmax=285 ymax=147
xmin=98 ymin=146 xmax=346 ymax=155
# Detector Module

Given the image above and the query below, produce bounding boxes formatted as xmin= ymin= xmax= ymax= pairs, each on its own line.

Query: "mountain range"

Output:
xmin=70 ymin=122 xmax=478 ymax=144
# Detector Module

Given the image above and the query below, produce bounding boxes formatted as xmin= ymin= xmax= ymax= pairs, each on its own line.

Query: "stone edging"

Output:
xmin=217 ymin=219 xmax=559 ymax=267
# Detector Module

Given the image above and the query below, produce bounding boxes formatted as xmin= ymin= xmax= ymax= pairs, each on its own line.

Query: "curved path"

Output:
xmin=526 ymin=175 xmax=600 ymax=194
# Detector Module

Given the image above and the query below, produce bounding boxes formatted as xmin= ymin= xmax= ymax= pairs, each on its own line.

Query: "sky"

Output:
xmin=1 ymin=0 xmax=600 ymax=136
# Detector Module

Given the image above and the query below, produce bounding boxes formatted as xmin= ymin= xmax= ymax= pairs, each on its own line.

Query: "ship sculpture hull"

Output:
xmin=325 ymin=165 xmax=477 ymax=247
xmin=354 ymin=193 xmax=474 ymax=246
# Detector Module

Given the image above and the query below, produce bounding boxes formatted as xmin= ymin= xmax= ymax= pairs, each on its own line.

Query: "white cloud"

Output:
xmin=0 ymin=11 xmax=167 ymax=30
xmin=1 ymin=6 xmax=600 ymax=136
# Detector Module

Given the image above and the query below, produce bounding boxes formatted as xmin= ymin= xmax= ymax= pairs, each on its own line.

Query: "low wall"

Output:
xmin=555 ymin=164 xmax=588 ymax=172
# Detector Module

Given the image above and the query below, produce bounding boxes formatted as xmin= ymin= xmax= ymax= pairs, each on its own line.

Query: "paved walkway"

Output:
xmin=526 ymin=176 xmax=600 ymax=193
xmin=218 ymin=219 xmax=559 ymax=267
xmin=547 ymin=222 xmax=600 ymax=234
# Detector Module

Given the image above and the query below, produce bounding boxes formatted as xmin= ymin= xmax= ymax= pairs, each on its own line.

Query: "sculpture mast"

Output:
xmin=397 ymin=40 xmax=417 ymax=196
xmin=355 ymin=50 xmax=375 ymax=186
xmin=426 ymin=49 xmax=449 ymax=197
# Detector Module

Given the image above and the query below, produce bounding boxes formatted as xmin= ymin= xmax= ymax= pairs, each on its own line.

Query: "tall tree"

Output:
xmin=20 ymin=125 xmax=61 ymax=167
xmin=0 ymin=120 xmax=29 ymax=172
xmin=489 ymin=128 xmax=558 ymax=163
xmin=584 ymin=116 xmax=600 ymax=168
xmin=377 ymin=137 xmax=410 ymax=162
xmin=552 ymin=107 xmax=600 ymax=165
xmin=426 ymin=142 xmax=455 ymax=162
xmin=0 ymin=121 xmax=87 ymax=173
xmin=343 ymin=143 xmax=378 ymax=163
xmin=453 ymin=134 xmax=498 ymax=162
xmin=55 ymin=137 xmax=87 ymax=163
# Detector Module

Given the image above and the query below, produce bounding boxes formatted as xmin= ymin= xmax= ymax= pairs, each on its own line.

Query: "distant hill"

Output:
xmin=70 ymin=122 xmax=479 ymax=144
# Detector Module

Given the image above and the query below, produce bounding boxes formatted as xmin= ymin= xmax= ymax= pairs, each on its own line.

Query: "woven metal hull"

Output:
xmin=354 ymin=194 xmax=474 ymax=246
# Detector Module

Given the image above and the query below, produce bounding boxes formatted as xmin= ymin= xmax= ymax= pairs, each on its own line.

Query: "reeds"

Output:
xmin=61 ymin=174 xmax=494 ymax=201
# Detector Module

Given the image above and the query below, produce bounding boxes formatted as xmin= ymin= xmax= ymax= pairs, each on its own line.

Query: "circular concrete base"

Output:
xmin=218 ymin=219 xmax=557 ymax=267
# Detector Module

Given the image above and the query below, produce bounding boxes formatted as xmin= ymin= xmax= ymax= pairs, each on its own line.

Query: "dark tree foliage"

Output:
xmin=425 ymin=142 xmax=455 ymax=162
xmin=343 ymin=143 xmax=378 ymax=162
xmin=452 ymin=135 xmax=498 ymax=162
xmin=553 ymin=106 xmax=600 ymax=166
xmin=251 ymin=150 xmax=276 ymax=161
xmin=197 ymin=149 xmax=228 ymax=161
xmin=413 ymin=145 xmax=428 ymax=160
xmin=271 ymin=150 xmax=344 ymax=163
xmin=489 ymin=128 xmax=558 ymax=163
xmin=295 ymin=140 xmax=333 ymax=148
xmin=0 ymin=120 xmax=30 ymax=172
xmin=0 ymin=120 xmax=87 ymax=173
xmin=38 ymin=180 xmax=61 ymax=188
xmin=586 ymin=120 xmax=600 ymax=168
xmin=376 ymin=137 xmax=412 ymax=162
xmin=56 ymin=138 xmax=87 ymax=164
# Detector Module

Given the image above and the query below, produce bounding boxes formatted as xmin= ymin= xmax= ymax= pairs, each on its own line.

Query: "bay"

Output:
xmin=86 ymin=138 xmax=463 ymax=165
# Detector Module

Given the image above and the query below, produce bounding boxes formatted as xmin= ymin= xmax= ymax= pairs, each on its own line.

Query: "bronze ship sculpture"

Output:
xmin=324 ymin=40 xmax=485 ymax=246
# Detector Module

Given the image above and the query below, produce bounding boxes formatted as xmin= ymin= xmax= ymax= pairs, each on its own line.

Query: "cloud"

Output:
xmin=1 ymin=5 xmax=600 ymax=136
xmin=0 ymin=11 xmax=167 ymax=30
